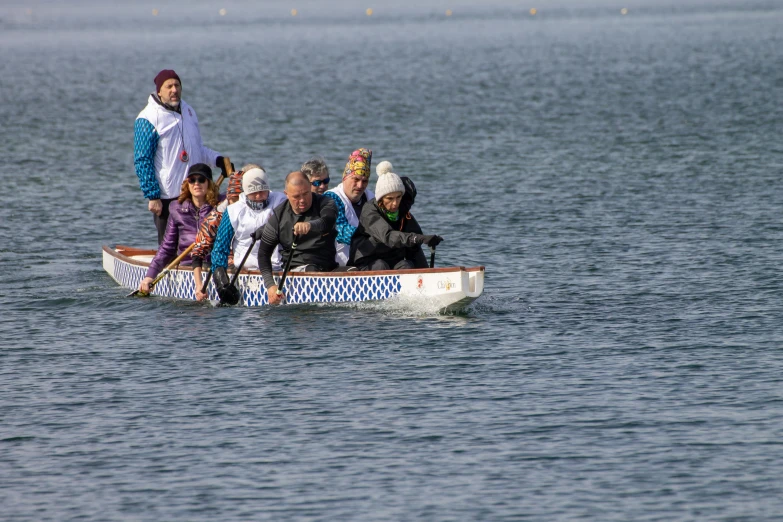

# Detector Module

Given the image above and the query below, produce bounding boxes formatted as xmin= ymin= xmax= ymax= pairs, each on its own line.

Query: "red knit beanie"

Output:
xmin=154 ymin=69 xmax=181 ymax=93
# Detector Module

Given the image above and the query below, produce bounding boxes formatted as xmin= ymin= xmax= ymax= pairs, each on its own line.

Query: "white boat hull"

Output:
xmin=103 ymin=246 xmax=485 ymax=313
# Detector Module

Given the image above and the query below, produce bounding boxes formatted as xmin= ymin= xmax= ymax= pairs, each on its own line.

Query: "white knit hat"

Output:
xmin=242 ymin=168 xmax=271 ymax=194
xmin=374 ymin=161 xmax=405 ymax=200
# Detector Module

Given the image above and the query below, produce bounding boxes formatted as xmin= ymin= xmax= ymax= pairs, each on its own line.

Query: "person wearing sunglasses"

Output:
xmin=300 ymin=158 xmax=331 ymax=195
xmin=137 ymin=163 xmax=219 ymax=294
xmin=190 ymin=166 xmax=248 ymax=301
xmin=322 ymin=148 xmax=375 ymax=267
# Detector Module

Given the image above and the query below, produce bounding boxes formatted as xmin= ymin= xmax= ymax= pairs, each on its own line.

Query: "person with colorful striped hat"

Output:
xmin=323 ymin=148 xmax=375 ymax=266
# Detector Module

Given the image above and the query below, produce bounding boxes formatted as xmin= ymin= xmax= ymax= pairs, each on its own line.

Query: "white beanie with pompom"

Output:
xmin=374 ymin=161 xmax=405 ymax=201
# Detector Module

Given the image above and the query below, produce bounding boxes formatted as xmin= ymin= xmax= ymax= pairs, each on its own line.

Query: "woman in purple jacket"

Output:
xmin=137 ymin=164 xmax=219 ymax=294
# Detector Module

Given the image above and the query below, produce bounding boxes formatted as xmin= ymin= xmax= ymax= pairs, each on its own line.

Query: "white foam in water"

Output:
xmin=208 ymin=295 xmax=453 ymax=315
xmin=318 ymin=294 xmax=475 ymax=317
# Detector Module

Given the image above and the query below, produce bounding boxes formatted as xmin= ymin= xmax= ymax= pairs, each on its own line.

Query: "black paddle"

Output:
xmin=276 ymin=234 xmax=300 ymax=298
xmin=274 ymin=215 xmax=305 ymax=301
xmin=429 ymin=246 xmax=436 ymax=269
xmin=199 ymin=271 xmax=212 ymax=295
xmin=218 ymin=237 xmax=258 ymax=306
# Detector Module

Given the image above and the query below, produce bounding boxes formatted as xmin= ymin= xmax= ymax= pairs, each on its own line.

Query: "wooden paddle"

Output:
xmin=429 ymin=246 xmax=436 ymax=269
xmin=127 ymin=246 xmax=194 ymax=297
xmin=129 ymin=157 xmax=233 ymax=297
xmin=213 ymin=156 xmax=233 ymax=194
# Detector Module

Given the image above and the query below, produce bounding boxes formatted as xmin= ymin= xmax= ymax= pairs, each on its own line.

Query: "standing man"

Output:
xmin=134 ymin=69 xmax=230 ymax=243
xmin=323 ymin=148 xmax=374 ymax=266
xmin=300 ymin=158 xmax=331 ymax=195
xmin=252 ymin=171 xmax=338 ymax=305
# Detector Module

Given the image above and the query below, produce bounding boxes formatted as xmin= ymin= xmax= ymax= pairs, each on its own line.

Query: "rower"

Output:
xmin=254 ymin=171 xmax=339 ymax=305
xmin=349 ymin=161 xmax=443 ymax=271
xmin=138 ymin=164 xmax=220 ymax=294
xmin=191 ymin=166 xmax=247 ymax=301
xmin=211 ymin=168 xmax=287 ymax=302
xmin=322 ymin=148 xmax=374 ymax=266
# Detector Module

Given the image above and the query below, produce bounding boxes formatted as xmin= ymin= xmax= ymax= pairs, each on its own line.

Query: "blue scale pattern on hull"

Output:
xmin=114 ymin=256 xmax=402 ymax=307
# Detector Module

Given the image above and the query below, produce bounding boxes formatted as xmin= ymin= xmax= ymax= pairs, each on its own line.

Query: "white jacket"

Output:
xmin=227 ymin=192 xmax=287 ymax=271
xmin=136 ymin=95 xmax=219 ymax=199
xmin=327 ymin=183 xmax=374 ymax=266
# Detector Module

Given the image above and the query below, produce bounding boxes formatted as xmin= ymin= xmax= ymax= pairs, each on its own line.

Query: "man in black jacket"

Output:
xmin=255 ymin=171 xmax=338 ymax=304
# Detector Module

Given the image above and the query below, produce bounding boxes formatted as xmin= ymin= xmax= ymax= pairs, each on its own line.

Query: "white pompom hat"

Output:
xmin=242 ymin=168 xmax=271 ymax=194
xmin=374 ymin=161 xmax=405 ymax=201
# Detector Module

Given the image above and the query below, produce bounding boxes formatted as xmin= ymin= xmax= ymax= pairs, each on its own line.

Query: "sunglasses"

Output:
xmin=187 ymin=176 xmax=208 ymax=184
xmin=311 ymin=177 xmax=330 ymax=187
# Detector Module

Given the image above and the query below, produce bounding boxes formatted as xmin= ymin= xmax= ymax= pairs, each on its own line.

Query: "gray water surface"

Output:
xmin=2 ymin=2 xmax=783 ymax=520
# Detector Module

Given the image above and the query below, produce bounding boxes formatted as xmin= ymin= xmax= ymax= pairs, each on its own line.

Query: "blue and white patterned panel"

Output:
xmin=155 ymin=269 xmax=198 ymax=300
xmin=111 ymin=254 xmax=401 ymax=307
xmin=238 ymin=275 xmax=269 ymax=307
xmin=109 ymin=256 xmax=214 ymax=300
xmin=113 ymin=259 xmax=147 ymax=292
xmin=284 ymin=274 xmax=401 ymax=305
xmin=237 ymin=274 xmax=402 ymax=307
xmin=153 ymin=269 xmax=222 ymax=301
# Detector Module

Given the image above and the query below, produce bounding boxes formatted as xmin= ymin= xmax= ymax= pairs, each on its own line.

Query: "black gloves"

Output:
xmin=213 ymin=266 xmax=240 ymax=305
xmin=418 ymin=235 xmax=444 ymax=247
xmin=251 ymin=227 xmax=265 ymax=242
xmin=215 ymin=156 xmax=235 ymax=178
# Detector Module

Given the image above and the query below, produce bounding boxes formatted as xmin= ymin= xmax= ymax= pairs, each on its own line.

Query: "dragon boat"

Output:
xmin=103 ymin=245 xmax=485 ymax=312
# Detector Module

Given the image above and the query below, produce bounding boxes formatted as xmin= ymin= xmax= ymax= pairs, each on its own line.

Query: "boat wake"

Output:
xmin=321 ymin=293 xmax=480 ymax=317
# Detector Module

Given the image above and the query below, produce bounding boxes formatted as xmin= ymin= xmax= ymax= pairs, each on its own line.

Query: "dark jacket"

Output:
xmin=349 ymin=199 xmax=428 ymax=269
xmin=146 ymin=199 xmax=213 ymax=277
xmin=256 ymin=193 xmax=338 ymax=289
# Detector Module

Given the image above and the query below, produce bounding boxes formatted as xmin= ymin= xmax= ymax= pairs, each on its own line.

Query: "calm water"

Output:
xmin=2 ymin=1 xmax=783 ymax=520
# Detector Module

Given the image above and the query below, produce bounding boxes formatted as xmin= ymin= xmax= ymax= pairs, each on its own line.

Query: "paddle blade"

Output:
xmin=218 ymin=284 xmax=241 ymax=306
